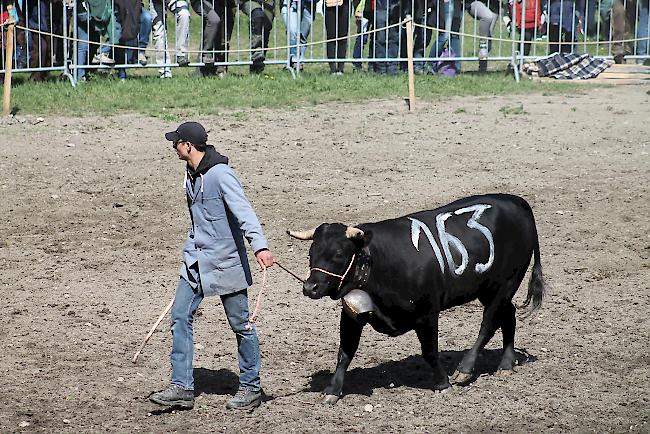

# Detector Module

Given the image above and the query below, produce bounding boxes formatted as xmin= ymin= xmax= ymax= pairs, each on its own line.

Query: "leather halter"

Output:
xmin=310 ymin=254 xmax=356 ymax=293
xmin=310 ymin=246 xmax=372 ymax=300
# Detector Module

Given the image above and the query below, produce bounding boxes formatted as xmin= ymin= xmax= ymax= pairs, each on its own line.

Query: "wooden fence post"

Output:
xmin=2 ymin=11 xmax=15 ymax=116
xmin=405 ymin=15 xmax=416 ymax=112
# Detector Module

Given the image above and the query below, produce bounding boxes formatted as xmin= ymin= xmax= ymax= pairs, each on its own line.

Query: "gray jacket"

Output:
xmin=180 ymin=163 xmax=268 ymax=297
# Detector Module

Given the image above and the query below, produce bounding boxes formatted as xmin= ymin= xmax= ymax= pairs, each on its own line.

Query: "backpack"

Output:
xmin=432 ymin=42 xmax=457 ymax=77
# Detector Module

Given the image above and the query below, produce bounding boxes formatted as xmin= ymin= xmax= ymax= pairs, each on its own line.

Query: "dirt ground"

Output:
xmin=1 ymin=85 xmax=649 ymax=433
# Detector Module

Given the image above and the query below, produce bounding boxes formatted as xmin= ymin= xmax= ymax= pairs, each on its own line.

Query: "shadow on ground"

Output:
xmin=307 ymin=348 xmax=537 ymax=397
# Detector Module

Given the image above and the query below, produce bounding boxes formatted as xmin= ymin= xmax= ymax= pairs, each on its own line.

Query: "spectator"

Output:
xmin=352 ymin=0 xmax=374 ymax=72
xmin=613 ymin=0 xmax=650 ymax=63
xmin=75 ymin=0 xmax=101 ymax=81
xmin=236 ymin=0 xmax=276 ymax=73
xmin=21 ymin=0 xmax=64 ymax=80
xmin=150 ymin=0 xmax=191 ymax=78
xmin=428 ymin=0 xmax=462 ymax=73
xmin=281 ymin=0 xmax=315 ymax=70
xmin=465 ymin=0 xmax=498 ymax=69
xmin=372 ymin=0 xmax=400 ymax=74
xmin=400 ymin=0 xmax=431 ymax=74
xmin=84 ymin=0 xmax=119 ymax=63
xmin=548 ymin=0 xmax=579 ymax=54
xmin=92 ymin=0 xmax=152 ymax=80
xmin=636 ymin=0 xmax=649 ymax=64
xmin=190 ymin=0 xmax=232 ymax=76
xmin=324 ymin=0 xmax=351 ymax=74
xmin=506 ymin=0 xmax=543 ymax=57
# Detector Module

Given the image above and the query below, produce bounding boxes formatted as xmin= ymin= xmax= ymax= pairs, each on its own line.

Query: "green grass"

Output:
xmin=8 ymin=70 xmax=581 ymax=118
xmin=498 ymin=103 xmax=528 ymax=116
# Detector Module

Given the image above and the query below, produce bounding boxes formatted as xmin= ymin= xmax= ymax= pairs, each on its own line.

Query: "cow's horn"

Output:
xmin=287 ymin=228 xmax=316 ymax=240
xmin=346 ymin=227 xmax=364 ymax=239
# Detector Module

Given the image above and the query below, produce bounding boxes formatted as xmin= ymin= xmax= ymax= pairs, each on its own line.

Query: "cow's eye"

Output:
xmin=334 ymin=250 xmax=344 ymax=258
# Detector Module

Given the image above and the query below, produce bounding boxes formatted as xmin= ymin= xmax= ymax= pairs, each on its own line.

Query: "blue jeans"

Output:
xmin=76 ymin=12 xmax=97 ymax=80
xmin=281 ymin=0 xmax=313 ymax=62
xmin=170 ymin=277 xmax=261 ymax=391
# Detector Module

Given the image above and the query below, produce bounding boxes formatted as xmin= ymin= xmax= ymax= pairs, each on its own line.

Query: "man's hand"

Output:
xmin=255 ymin=250 xmax=275 ymax=270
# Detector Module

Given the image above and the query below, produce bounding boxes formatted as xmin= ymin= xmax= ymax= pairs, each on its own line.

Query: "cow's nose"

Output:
xmin=302 ymin=281 xmax=319 ymax=297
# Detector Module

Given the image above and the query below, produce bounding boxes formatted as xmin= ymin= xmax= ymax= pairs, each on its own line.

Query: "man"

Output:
xmin=150 ymin=121 xmax=275 ymax=411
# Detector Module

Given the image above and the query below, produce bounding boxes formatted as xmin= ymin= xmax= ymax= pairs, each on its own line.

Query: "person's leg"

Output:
xmin=150 ymin=0 xmax=172 ymax=75
xmin=170 ymin=277 xmax=205 ymax=390
xmin=138 ymin=7 xmax=153 ymax=50
xmin=374 ymin=0 xmax=388 ymax=73
xmin=353 ymin=17 xmax=368 ymax=69
xmin=76 ymin=12 xmax=91 ymax=80
xmin=299 ymin=2 xmax=314 ymax=60
xmin=241 ymin=0 xmax=273 ymax=72
xmin=190 ymin=0 xmax=221 ymax=63
xmin=548 ymin=23 xmax=561 ymax=53
xmin=468 ymin=0 xmax=497 ymax=54
xmin=100 ymin=7 xmax=121 ymax=59
xmin=281 ymin=0 xmax=300 ymax=62
xmin=612 ymin=0 xmax=628 ymax=61
xmin=150 ymin=276 xmax=202 ymax=409
xmin=636 ymin=1 xmax=649 ymax=63
xmin=523 ymin=28 xmax=534 ymax=56
xmin=170 ymin=0 xmax=191 ymax=62
xmin=384 ymin=0 xmax=400 ymax=74
xmin=412 ymin=0 xmax=427 ymax=72
xmin=325 ymin=4 xmax=339 ymax=72
xmin=335 ymin=0 xmax=350 ymax=72
xmin=221 ymin=289 xmax=261 ymax=391
xmin=128 ymin=7 xmax=152 ymax=65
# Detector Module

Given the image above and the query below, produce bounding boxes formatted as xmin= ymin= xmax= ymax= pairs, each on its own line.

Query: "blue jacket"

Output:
xmin=180 ymin=153 xmax=268 ymax=297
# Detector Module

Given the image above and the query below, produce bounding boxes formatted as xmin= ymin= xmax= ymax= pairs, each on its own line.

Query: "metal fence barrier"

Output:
xmin=1 ymin=0 xmax=649 ymax=85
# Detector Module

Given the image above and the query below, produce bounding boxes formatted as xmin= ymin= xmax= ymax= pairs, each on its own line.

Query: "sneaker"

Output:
xmin=92 ymin=52 xmax=115 ymax=65
xmin=160 ymin=70 xmax=172 ymax=79
xmin=225 ymin=387 xmax=262 ymax=411
xmin=138 ymin=51 xmax=148 ymax=66
xmin=216 ymin=65 xmax=227 ymax=79
xmin=176 ymin=55 xmax=190 ymax=67
xmin=149 ymin=384 xmax=194 ymax=409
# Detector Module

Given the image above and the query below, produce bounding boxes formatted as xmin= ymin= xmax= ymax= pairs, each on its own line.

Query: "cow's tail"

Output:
xmin=521 ymin=231 xmax=545 ymax=317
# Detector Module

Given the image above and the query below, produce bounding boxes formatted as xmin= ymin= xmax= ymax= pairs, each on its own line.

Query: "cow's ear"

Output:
xmin=345 ymin=227 xmax=364 ymax=240
xmin=347 ymin=227 xmax=372 ymax=248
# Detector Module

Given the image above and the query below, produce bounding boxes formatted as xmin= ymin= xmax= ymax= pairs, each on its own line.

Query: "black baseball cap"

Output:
xmin=165 ymin=122 xmax=208 ymax=146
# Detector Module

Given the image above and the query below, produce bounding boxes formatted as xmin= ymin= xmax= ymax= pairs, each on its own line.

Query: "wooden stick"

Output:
xmin=405 ymin=15 xmax=415 ymax=112
xmin=132 ymin=297 xmax=175 ymax=363
xmin=3 ymin=18 xmax=15 ymax=116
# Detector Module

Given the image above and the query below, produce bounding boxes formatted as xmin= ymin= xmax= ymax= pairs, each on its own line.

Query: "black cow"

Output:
xmin=288 ymin=194 xmax=545 ymax=404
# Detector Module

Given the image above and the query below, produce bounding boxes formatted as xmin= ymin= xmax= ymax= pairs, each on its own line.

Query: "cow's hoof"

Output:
xmin=495 ymin=369 xmax=514 ymax=377
xmin=322 ymin=394 xmax=339 ymax=405
xmin=450 ymin=370 xmax=472 ymax=385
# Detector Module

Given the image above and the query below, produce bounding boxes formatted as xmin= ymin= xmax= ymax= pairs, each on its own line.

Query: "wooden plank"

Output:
xmin=533 ymin=76 xmax=649 ymax=85
xmin=598 ymin=72 xmax=650 ymax=79
xmin=607 ymin=64 xmax=650 ymax=73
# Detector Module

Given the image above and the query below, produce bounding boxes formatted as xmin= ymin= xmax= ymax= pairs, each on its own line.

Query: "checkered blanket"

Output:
xmin=535 ymin=53 xmax=613 ymax=80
